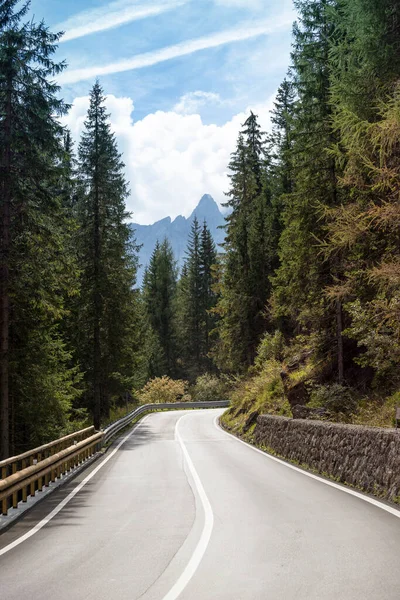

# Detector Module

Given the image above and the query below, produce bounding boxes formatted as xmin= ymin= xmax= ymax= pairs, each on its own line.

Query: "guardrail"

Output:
xmin=0 ymin=401 xmax=228 ymax=516
xmin=103 ymin=400 xmax=229 ymax=444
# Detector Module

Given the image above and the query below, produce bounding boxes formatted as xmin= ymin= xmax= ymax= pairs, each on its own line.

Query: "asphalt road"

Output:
xmin=1 ymin=409 xmax=400 ymax=599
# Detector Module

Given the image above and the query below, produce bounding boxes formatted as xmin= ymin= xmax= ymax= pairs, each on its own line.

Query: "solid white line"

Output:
xmin=214 ymin=415 xmax=400 ymax=519
xmin=161 ymin=414 xmax=214 ymax=600
xmin=0 ymin=416 xmax=151 ymax=557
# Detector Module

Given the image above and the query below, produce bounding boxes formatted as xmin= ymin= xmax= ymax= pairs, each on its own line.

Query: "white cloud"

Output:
xmin=57 ymin=0 xmax=186 ymax=43
xmin=174 ymin=91 xmax=222 ymax=115
xmin=62 ymin=94 xmax=274 ymax=224
xmin=58 ymin=16 xmax=293 ymax=84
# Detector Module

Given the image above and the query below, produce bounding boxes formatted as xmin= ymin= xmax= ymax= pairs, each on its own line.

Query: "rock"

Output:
xmin=292 ymin=405 xmax=328 ymax=420
xmin=243 ymin=410 xmax=259 ymax=433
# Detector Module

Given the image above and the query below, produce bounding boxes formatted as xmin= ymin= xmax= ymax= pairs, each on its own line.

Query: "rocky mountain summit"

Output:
xmin=132 ymin=194 xmax=225 ymax=286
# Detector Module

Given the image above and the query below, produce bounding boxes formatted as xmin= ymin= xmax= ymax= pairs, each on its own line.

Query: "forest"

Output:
xmin=1 ymin=0 xmax=400 ymax=459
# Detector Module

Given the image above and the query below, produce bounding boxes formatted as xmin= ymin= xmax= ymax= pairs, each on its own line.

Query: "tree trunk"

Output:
xmin=0 ymin=83 xmax=12 ymax=459
xmin=336 ymin=299 xmax=344 ymax=385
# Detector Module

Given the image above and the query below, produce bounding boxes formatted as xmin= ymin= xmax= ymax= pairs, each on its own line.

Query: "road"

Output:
xmin=0 ymin=409 xmax=399 ymax=599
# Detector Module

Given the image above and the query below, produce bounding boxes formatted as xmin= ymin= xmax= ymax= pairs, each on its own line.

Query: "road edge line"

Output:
xmin=160 ymin=414 xmax=214 ymax=600
xmin=0 ymin=415 xmax=151 ymax=556
xmin=215 ymin=416 xmax=400 ymax=519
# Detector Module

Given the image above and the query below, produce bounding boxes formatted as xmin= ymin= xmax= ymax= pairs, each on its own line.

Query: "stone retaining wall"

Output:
xmin=254 ymin=415 xmax=400 ymax=502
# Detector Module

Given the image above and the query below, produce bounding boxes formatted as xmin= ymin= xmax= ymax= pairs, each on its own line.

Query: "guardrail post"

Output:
xmin=1 ymin=466 xmax=7 ymax=515
xmin=37 ymin=453 xmax=43 ymax=491
xmin=30 ymin=457 xmax=36 ymax=497
xmin=22 ymin=459 xmax=27 ymax=502
xmin=12 ymin=462 xmax=18 ymax=509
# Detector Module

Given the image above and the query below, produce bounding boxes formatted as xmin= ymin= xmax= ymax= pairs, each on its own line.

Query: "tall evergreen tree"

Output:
xmin=143 ymin=239 xmax=177 ymax=377
xmin=199 ymin=221 xmax=217 ymax=365
xmin=75 ymin=82 xmax=138 ymax=429
xmin=0 ymin=1 xmax=80 ymax=457
xmin=214 ymin=114 xmax=276 ymax=371
xmin=181 ymin=217 xmax=203 ymax=373
xmin=176 ymin=219 xmax=218 ymax=377
xmin=270 ymin=77 xmax=296 ymax=198
xmin=322 ymin=0 xmax=400 ymax=382
xmin=271 ymin=0 xmax=345 ymax=379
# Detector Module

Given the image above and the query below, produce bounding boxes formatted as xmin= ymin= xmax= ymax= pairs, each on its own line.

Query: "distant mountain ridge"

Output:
xmin=131 ymin=194 xmax=225 ymax=286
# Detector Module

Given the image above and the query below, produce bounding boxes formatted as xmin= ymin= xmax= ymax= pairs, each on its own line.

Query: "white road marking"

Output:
xmin=214 ymin=415 xmax=400 ymax=519
xmin=161 ymin=414 xmax=214 ymax=600
xmin=0 ymin=416 xmax=151 ymax=557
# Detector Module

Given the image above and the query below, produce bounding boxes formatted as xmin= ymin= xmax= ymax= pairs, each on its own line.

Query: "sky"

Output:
xmin=30 ymin=0 xmax=295 ymax=224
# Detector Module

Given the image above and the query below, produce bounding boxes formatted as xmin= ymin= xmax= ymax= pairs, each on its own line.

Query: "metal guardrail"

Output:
xmin=103 ymin=400 xmax=230 ymax=444
xmin=0 ymin=401 xmax=229 ymax=516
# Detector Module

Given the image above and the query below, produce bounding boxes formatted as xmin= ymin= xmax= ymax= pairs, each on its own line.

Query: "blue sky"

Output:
xmin=30 ymin=0 xmax=295 ymax=223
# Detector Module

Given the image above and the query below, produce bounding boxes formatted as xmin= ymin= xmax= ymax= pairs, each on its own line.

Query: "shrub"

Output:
xmin=222 ymin=360 xmax=291 ymax=435
xmin=353 ymin=392 xmax=399 ymax=428
xmin=309 ymin=384 xmax=358 ymax=417
xmin=138 ymin=376 xmax=188 ymax=405
xmin=255 ymin=331 xmax=285 ymax=368
xmin=191 ymin=374 xmax=229 ymax=402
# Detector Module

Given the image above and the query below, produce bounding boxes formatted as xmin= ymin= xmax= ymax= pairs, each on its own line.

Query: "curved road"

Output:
xmin=0 ymin=409 xmax=399 ymax=599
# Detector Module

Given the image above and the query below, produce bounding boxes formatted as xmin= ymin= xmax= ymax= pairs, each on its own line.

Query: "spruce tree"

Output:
xmin=143 ymin=239 xmax=177 ymax=377
xmin=214 ymin=114 xmax=276 ymax=371
xmin=0 ymin=1 xmax=80 ymax=457
xmin=322 ymin=0 xmax=400 ymax=381
xmin=271 ymin=0 xmax=344 ymax=379
xmin=177 ymin=219 xmax=218 ymax=378
xmin=182 ymin=217 xmax=203 ymax=374
xmin=199 ymin=221 xmax=217 ymax=365
xmin=75 ymin=82 xmax=138 ymax=429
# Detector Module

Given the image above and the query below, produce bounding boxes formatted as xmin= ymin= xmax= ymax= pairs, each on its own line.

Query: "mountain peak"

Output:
xmin=190 ymin=194 xmax=221 ymax=221
xmin=199 ymin=193 xmax=217 ymax=206
xmin=132 ymin=194 xmax=225 ymax=286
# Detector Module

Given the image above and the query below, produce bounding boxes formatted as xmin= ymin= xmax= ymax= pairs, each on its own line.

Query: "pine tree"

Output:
xmin=199 ymin=221 xmax=217 ymax=365
xmin=214 ymin=113 xmax=276 ymax=371
xmin=270 ymin=77 xmax=296 ymax=198
xmin=176 ymin=219 xmax=218 ymax=378
xmin=182 ymin=217 xmax=202 ymax=374
xmin=321 ymin=0 xmax=400 ymax=381
xmin=143 ymin=239 xmax=177 ymax=377
xmin=0 ymin=1 xmax=80 ymax=457
xmin=271 ymin=0 xmax=344 ymax=379
xmin=75 ymin=82 xmax=139 ymax=429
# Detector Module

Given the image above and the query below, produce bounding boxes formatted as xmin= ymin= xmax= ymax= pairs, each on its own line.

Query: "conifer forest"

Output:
xmin=1 ymin=0 xmax=400 ymax=459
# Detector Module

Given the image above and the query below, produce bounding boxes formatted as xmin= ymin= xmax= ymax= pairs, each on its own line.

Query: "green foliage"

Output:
xmin=222 ymin=360 xmax=290 ymax=436
xmin=138 ymin=376 xmax=188 ymax=405
xmin=191 ymin=374 xmax=229 ymax=403
xmin=255 ymin=331 xmax=285 ymax=368
xmin=0 ymin=2 xmax=82 ymax=456
xmin=176 ymin=219 xmax=218 ymax=378
xmin=309 ymin=384 xmax=358 ymax=417
xmin=344 ymin=300 xmax=400 ymax=379
xmin=72 ymin=82 xmax=140 ymax=428
xmin=353 ymin=392 xmax=400 ymax=428
xmin=214 ymin=113 xmax=279 ymax=371
xmin=143 ymin=239 xmax=177 ymax=377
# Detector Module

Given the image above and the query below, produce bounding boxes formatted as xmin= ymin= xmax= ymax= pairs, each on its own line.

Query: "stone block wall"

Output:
xmin=254 ymin=415 xmax=400 ymax=502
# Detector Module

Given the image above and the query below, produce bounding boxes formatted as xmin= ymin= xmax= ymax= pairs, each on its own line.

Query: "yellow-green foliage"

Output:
xmin=191 ymin=373 xmax=231 ymax=403
xmin=222 ymin=360 xmax=291 ymax=436
xmin=352 ymin=393 xmax=399 ymax=428
xmin=138 ymin=376 xmax=188 ymax=405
